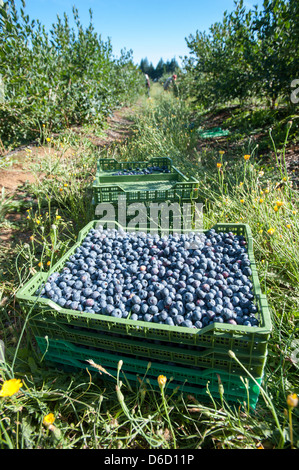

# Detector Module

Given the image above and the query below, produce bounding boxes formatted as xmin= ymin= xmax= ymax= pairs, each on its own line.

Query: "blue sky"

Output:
xmin=15 ymin=0 xmax=265 ymax=67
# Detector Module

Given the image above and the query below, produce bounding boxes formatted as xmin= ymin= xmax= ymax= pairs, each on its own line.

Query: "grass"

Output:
xmin=0 ymin=84 xmax=298 ymax=449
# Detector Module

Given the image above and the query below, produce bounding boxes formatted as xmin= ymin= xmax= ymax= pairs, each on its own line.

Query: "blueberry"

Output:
xmin=181 ymin=320 xmax=193 ymax=328
xmin=148 ymin=296 xmax=158 ymax=306
xmin=57 ymin=297 xmax=66 ymax=307
xmin=212 ymin=304 xmax=223 ymax=316
xmin=132 ymin=304 xmax=141 ymax=314
xmin=104 ymin=304 xmax=114 ymax=315
xmin=131 ymin=295 xmax=141 ymax=305
xmin=207 ymin=310 xmax=215 ymax=320
xmin=140 ymin=302 xmax=149 ymax=314
xmin=174 ymin=315 xmax=184 ymax=325
xmin=111 ymin=309 xmax=122 ymax=318
xmin=83 ymin=287 xmax=93 ymax=297
xmin=164 ymin=296 xmax=173 ymax=308
xmin=149 ymin=305 xmax=159 ymax=315
xmin=192 ymin=308 xmax=202 ymax=321
xmin=144 ymin=314 xmax=153 ymax=322
xmin=185 ymin=302 xmax=196 ymax=312
xmin=159 ymin=311 xmax=168 ymax=321
xmin=184 ymin=292 xmax=193 ymax=303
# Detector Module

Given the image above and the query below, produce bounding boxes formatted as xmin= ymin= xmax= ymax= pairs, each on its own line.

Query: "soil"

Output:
xmin=0 ymin=166 xmax=42 ymax=193
xmin=0 ymin=106 xmax=136 ymax=248
xmin=0 ymin=107 xmax=136 ymax=193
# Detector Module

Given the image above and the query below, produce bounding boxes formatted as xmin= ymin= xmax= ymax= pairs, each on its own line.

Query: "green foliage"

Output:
xmin=0 ymin=0 xmax=143 ymax=149
xmin=180 ymin=0 xmax=299 ymax=108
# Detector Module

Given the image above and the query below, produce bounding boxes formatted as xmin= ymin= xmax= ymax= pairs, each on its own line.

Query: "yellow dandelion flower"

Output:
xmin=38 ymin=262 xmax=43 ymax=268
xmin=267 ymin=228 xmax=275 ymax=235
xmin=292 ymin=211 xmax=297 ymax=215
xmin=46 ymin=137 xmax=51 ymax=142
xmin=43 ymin=413 xmax=55 ymax=426
xmin=56 ymin=215 xmax=61 ymax=220
xmin=59 ymin=188 xmax=63 ymax=192
xmin=47 ymin=261 xmax=51 ymax=266
xmin=264 ymin=188 xmax=269 ymax=194
xmin=239 ymin=182 xmax=244 ymax=187
xmin=276 ymin=201 xmax=284 ymax=207
xmin=217 ymin=163 xmax=222 ymax=169
xmin=157 ymin=375 xmax=167 ymax=389
xmin=274 ymin=205 xmax=279 ymax=212
xmin=287 ymin=393 xmax=298 ymax=408
xmin=259 ymin=229 xmax=263 ymax=234
xmin=259 ymin=198 xmax=264 ymax=203
xmin=36 ymin=219 xmax=41 ymax=224
xmin=219 ymin=150 xmax=225 ymax=155
xmin=240 ymin=199 xmax=245 ymax=204
xmin=244 ymin=154 xmax=251 ymax=161
xmin=0 ymin=378 xmax=23 ymax=397
xmin=286 ymin=224 xmax=291 ymax=229
xmin=282 ymin=177 xmax=287 ymax=182
xmin=64 ymin=183 xmax=68 ymax=187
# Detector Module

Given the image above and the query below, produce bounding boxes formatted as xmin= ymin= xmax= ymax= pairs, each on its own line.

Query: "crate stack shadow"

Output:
xmin=16 ymin=156 xmax=272 ymax=409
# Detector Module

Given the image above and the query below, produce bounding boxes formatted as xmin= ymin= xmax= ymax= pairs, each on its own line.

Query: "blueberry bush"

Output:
xmin=180 ymin=0 xmax=299 ymax=109
xmin=0 ymin=0 xmax=144 ymax=149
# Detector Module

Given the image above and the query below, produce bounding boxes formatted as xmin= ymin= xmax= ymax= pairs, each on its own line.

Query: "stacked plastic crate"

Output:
xmin=92 ymin=157 xmax=200 ymax=231
xmin=16 ymin=219 xmax=272 ymax=409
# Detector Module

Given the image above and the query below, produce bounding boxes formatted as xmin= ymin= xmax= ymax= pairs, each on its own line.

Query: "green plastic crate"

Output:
xmin=27 ymin=314 xmax=267 ymax=377
xmin=35 ymin=336 xmax=263 ymax=409
xmin=93 ymin=194 xmax=197 ymax=232
xmin=92 ymin=157 xmax=199 ymax=204
xmin=198 ymin=127 xmax=230 ymax=139
xmin=16 ymin=220 xmax=271 ymax=383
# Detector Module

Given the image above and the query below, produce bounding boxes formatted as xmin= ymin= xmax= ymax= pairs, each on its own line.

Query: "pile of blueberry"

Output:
xmin=111 ymin=165 xmax=171 ymax=176
xmin=37 ymin=226 xmax=260 ymax=329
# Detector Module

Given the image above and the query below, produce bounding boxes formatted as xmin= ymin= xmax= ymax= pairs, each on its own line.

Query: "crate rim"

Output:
xmin=93 ymin=156 xmax=200 ymax=200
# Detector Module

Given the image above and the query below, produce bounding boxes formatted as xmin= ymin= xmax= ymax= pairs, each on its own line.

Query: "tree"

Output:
xmin=139 ymin=57 xmax=180 ymax=81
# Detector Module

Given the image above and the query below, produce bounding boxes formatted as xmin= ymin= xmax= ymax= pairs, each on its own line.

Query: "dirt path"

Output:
xmin=0 ymin=106 xmax=136 ymax=195
xmin=0 ymin=105 xmax=138 ymax=247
